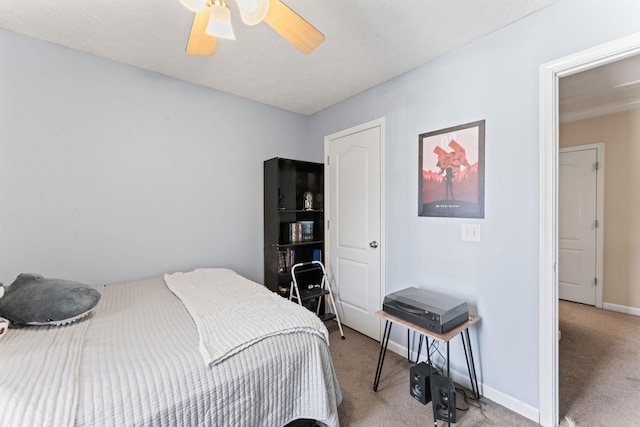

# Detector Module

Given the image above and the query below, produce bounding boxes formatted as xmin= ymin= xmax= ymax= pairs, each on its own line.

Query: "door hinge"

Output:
xmin=595 ymin=161 xmax=599 ymax=170
xmin=327 ymin=155 xmax=330 ymax=166
xmin=327 ymin=220 xmax=330 ymax=230
xmin=594 ymin=277 xmax=598 ymax=286
xmin=595 ymin=219 xmax=599 ymax=228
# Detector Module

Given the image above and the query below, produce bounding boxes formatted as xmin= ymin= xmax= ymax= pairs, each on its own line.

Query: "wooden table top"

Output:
xmin=375 ymin=310 xmax=480 ymax=343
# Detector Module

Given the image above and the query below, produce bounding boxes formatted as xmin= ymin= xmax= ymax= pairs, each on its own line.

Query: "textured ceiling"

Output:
xmin=560 ymin=54 xmax=640 ymax=123
xmin=0 ymin=0 xmax=562 ymax=115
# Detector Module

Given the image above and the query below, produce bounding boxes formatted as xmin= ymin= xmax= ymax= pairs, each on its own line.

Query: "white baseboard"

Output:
xmin=603 ymin=302 xmax=640 ymax=316
xmin=479 ymin=381 xmax=540 ymax=423
xmin=385 ymin=338 xmax=540 ymax=424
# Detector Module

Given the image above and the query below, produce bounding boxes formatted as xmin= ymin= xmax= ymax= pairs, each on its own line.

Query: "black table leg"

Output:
xmin=407 ymin=330 xmax=410 ymax=361
xmin=425 ymin=336 xmax=431 ymax=367
xmin=446 ymin=340 xmax=450 ymax=376
xmin=429 ymin=335 xmax=437 ymax=427
xmin=373 ymin=320 xmax=392 ymax=392
xmin=446 ymin=341 xmax=451 ymax=427
xmin=461 ymin=329 xmax=480 ymax=399
xmin=407 ymin=331 xmax=424 ymax=363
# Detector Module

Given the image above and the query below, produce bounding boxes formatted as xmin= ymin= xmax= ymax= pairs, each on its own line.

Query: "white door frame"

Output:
xmin=539 ymin=32 xmax=640 ymax=427
xmin=324 ymin=117 xmax=387 ymax=341
xmin=559 ymin=143 xmax=605 ymax=308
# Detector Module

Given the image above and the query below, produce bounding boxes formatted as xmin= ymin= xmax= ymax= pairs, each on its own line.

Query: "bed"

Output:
xmin=0 ymin=268 xmax=341 ymax=427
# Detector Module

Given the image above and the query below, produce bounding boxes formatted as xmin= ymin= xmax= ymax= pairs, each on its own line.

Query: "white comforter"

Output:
xmin=0 ymin=314 xmax=90 ymax=427
xmin=0 ymin=274 xmax=341 ymax=427
xmin=164 ymin=268 xmax=328 ymax=366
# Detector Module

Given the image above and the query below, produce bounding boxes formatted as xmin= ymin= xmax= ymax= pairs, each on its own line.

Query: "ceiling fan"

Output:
xmin=179 ymin=0 xmax=325 ymax=56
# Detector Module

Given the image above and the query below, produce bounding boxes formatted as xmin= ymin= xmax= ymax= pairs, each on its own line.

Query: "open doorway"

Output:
xmin=557 ymin=54 xmax=640 ymax=422
xmin=539 ymin=32 xmax=640 ymax=427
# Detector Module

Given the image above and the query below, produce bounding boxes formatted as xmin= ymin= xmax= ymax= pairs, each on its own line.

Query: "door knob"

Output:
xmin=369 ymin=241 xmax=378 ymax=248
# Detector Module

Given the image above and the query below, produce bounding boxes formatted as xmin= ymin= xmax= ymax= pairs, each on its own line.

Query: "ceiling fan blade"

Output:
xmin=263 ymin=0 xmax=325 ymax=55
xmin=186 ymin=9 xmax=217 ymax=56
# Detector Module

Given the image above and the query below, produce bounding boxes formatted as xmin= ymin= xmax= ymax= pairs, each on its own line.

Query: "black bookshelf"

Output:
xmin=264 ymin=158 xmax=324 ymax=295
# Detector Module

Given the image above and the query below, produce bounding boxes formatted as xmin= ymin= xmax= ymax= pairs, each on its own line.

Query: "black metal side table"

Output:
xmin=373 ymin=310 xmax=481 ymax=426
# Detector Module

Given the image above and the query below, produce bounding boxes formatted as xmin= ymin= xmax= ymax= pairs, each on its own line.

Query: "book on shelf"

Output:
xmin=278 ymin=249 xmax=292 ymax=273
xmin=284 ymin=248 xmax=295 ymax=271
xmin=300 ymin=220 xmax=314 ymax=241
xmin=312 ymin=248 xmax=322 ymax=261
xmin=289 ymin=221 xmax=314 ymax=243
xmin=278 ymin=250 xmax=287 ymax=273
xmin=289 ymin=223 xmax=302 ymax=243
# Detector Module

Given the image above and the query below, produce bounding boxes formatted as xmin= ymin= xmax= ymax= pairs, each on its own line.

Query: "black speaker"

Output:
xmin=409 ymin=362 xmax=432 ymax=404
xmin=430 ymin=373 xmax=456 ymax=423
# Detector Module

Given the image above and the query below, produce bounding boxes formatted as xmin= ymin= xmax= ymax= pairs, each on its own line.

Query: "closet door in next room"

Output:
xmin=558 ymin=146 xmax=601 ymax=306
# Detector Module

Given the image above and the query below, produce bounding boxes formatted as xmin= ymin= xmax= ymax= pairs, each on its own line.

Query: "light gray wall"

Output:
xmin=2 ymin=0 xmax=640 ymax=418
xmin=307 ymin=0 xmax=640 ymax=413
xmin=0 ymin=29 xmax=308 ymax=287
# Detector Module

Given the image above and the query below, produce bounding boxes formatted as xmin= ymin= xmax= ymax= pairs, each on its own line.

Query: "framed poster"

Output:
xmin=418 ymin=120 xmax=485 ymax=218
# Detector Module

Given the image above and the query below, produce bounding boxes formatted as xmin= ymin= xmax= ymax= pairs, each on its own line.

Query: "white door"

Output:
xmin=558 ymin=147 xmax=599 ymax=306
xmin=325 ymin=118 xmax=384 ymax=341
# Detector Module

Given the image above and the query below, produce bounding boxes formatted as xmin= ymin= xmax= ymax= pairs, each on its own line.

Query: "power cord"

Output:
xmin=428 ymin=340 xmax=446 ymax=374
xmin=454 ymin=386 xmax=486 ymax=411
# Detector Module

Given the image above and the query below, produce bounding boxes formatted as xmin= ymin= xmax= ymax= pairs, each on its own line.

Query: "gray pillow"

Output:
xmin=0 ymin=273 xmax=101 ymax=327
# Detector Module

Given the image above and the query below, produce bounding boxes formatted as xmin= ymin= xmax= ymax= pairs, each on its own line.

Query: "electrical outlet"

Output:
xmin=461 ymin=223 xmax=481 ymax=242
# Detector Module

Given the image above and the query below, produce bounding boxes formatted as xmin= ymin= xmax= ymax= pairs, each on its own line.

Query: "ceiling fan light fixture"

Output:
xmin=234 ymin=0 xmax=258 ymax=13
xmin=179 ymin=0 xmax=207 ymax=13
xmin=205 ymin=1 xmax=236 ymax=40
xmin=239 ymin=0 xmax=269 ymax=25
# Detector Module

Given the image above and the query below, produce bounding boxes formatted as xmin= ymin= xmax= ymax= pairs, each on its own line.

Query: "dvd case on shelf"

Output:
xmin=288 ymin=221 xmax=314 ymax=243
xmin=289 ymin=223 xmax=302 ymax=243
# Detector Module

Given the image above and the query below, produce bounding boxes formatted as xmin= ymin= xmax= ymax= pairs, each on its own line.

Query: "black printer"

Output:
xmin=383 ymin=287 xmax=469 ymax=334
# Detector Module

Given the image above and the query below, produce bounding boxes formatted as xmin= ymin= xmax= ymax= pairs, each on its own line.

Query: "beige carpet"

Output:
xmin=325 ymin=302 xmax=640 ymax=426
xmin=559 ymin=300 xmax=640 ymax=427
xmin=326 ymin=323 xmax=538 ymax=426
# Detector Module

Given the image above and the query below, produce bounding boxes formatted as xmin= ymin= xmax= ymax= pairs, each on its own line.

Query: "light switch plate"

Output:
xmin=461 ymin=223 xmax=481 ymax=242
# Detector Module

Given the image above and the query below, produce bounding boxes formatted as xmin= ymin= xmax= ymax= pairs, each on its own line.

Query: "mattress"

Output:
xmin=0 ymin=275 xmax=341 ymax=427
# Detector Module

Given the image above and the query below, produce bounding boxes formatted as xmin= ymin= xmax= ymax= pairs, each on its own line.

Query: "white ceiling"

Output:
xmin=559 ymin=54 xmax=640 ymax=123
xmin=1 ymin=0 xmax=562 ymax=115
